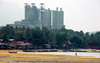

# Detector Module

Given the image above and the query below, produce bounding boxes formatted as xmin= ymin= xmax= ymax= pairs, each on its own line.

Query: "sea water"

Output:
xmin=18 ymin=52 xmax=100 ymax=58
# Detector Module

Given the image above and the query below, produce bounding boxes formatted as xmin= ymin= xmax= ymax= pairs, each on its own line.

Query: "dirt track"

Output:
xmin=0 ymin=50 xmax=100 ymax=63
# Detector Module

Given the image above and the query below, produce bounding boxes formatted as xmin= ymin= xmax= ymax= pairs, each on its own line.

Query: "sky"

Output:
xmin=0 ymin=0 xmax=100 ymax=32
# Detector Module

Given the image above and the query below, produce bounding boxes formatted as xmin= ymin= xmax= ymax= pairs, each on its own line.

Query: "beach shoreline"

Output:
xmin=0 ymin=50 xmax=100 ymax=63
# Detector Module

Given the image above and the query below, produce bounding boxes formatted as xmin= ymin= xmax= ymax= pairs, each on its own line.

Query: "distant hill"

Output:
xmin=89 ymin=31 xmax=99 ymax=35
xmin=0 ymin=2 xmax=24 ymax=26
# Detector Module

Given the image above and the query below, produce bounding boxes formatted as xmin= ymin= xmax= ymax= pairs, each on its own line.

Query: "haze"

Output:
xmin=0 ymin=0 xmax=100 ymax=32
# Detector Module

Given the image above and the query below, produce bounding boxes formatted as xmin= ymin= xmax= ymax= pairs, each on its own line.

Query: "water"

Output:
xmin=18 ymin=52 xmax=100 ymax=58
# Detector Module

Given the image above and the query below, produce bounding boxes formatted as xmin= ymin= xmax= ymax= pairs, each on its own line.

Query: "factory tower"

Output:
xmin=9 ymin=3 xmax=64 ymax=29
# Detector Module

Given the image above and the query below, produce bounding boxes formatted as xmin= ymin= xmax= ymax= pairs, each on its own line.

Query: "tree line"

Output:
xmin=0 ymin=25 xmax=100 ymax=49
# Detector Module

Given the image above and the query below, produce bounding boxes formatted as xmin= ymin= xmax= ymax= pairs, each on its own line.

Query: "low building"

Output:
xmin=9 ymin=39 xmax=16 ymax=44
xmin=0 ymin=39 xmax=3 ymax=42
xmin=44 ymin=44 xmax=51 ymax=49
xmin=0 ymin=43 xmax=9 ymax=50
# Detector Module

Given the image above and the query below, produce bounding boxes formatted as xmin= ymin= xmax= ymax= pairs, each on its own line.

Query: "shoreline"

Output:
xmin=0 ymin=50 xmax=100 ymax=63
xmin=18 ymin=51 xmax=100 ymax=58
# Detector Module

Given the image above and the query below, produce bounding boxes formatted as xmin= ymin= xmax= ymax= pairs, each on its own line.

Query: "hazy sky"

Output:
xmin=0 ymin=0 xmax=100 ymax=32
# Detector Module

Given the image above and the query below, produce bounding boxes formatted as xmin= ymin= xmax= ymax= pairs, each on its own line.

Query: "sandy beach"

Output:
xmin=0 ymin=50 xmax=100 ymax=63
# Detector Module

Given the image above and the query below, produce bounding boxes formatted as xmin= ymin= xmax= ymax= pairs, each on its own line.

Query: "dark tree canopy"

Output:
xmin=0 ymin=26 xmax=100 ymax=49
xmin=70 ymin=36 xmax=82 ymax=48
xmin=2 ymin=34 xmax=9 ymax=43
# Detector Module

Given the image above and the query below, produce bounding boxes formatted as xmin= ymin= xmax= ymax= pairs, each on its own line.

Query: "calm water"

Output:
xmin=18 ymin=52 xmax=100 ymax=58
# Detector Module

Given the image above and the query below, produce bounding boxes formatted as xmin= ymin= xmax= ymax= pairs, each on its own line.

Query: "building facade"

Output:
xmin=9 ymin=3 xmax=64 ymax=29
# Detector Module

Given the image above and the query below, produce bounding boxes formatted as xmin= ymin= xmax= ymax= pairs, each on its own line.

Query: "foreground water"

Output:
xmin=18 ymin=52 xmax=100 ymax=58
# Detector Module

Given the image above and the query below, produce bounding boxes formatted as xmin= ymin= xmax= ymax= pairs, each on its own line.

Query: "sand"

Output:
xmin=0 ymin=50 xmax=100 ymax=63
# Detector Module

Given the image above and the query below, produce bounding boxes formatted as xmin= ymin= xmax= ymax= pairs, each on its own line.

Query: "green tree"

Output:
xmin=2 ymin=34 xmax=9 ymax=43
xmin=31 ymin=28 xmax=43 ymax=46
xmin=14 ymin=29 xmax=24 ymax=41
xmin=8 ymin=34 xmax=15 ymax=39
xmin=55 ymin=32 xmax=68 ymax=49
xmin=24 ymin=27 xmax=32 ymax=42
xmin=70 ymin=36 xmax=82 ymax=48
xmin=42 ymin=26 xmax=51 ymax=44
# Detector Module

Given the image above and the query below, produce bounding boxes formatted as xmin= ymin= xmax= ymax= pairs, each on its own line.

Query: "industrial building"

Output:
xmin=9 ymin=3 xmax=64 ymax=29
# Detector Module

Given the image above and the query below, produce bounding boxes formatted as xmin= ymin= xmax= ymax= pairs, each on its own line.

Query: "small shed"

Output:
xmin=0 ymin=43 xmax=9 ymax=50
xmin=44 ymin=44 xmax=51 ymax=49
xmin=9 ymin=39 xmax=16 ymax=44
xmin=0 ymin=39 xmax=3 ymax=42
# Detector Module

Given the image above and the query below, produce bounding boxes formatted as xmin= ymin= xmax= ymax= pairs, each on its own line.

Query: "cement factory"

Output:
xmin=9 ymin=3 xmax=64 ymax=29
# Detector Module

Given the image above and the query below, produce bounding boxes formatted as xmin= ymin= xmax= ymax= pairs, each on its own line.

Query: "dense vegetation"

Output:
xmin=0 ymin=25 xmax=100 ymax=49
